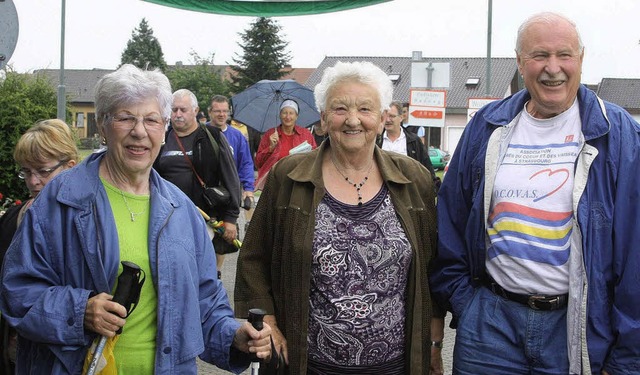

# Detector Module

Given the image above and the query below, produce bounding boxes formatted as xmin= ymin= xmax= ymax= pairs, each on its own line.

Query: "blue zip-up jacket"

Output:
xmin=0 ymin=152 xmax=250 ymax=374
xmin=431 ymin=85 xmax=640 ymax=374
xmin=219 ymin=124 xmax=255 ymax=192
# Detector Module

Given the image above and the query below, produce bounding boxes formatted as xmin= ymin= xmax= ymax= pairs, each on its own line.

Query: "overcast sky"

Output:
xmin=6 ymin=0 xmax=640 ymax=84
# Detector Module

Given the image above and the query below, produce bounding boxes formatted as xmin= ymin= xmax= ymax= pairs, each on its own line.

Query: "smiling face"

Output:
xmin=517 ymin=16 xmax=584 ymax=118
xmin=279 ymin=107 xmax=298 ymax=131
xmin=209 ymin=101 xmax=230 ymax=129
xmin=321 ymin=80 xmax=384 ymax=155
xmin=102 ymin=97 xmax=166 ymax=180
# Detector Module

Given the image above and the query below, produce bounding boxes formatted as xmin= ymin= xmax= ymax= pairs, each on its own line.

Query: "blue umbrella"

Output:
xmin=231 ymin=80 xmax=320 ymax=133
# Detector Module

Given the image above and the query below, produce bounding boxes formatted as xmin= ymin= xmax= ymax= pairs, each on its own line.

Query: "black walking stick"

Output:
xmin=248 ymin=308 xmax=266 ymax=375
xmin=85 ymin=261 xmax=145 ymax=375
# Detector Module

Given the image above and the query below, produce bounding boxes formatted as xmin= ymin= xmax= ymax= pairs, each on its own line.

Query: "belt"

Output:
xmin=483 ymin=277 xmax=568 ymax=311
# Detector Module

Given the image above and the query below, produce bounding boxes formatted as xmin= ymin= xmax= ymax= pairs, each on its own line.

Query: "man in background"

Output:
xmin=377 ymin=101 xmax=436 ymax=182
xmin=208 ymin=95 xmax=255 ymax=259
xmin=154 ymin=89 xmax=241 ymax=279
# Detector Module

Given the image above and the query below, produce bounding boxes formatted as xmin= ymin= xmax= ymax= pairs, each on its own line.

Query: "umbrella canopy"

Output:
xmin=231 ymin=80 xmax=320 ymax=133
xmin=141 ymin=0 xmax=391 ymax=17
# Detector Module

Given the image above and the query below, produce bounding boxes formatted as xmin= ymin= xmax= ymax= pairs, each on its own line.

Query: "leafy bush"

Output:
xmin=0 ymin=68 xmax=58 ymax=200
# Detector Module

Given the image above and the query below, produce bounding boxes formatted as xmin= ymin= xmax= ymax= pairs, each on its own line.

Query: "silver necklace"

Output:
xmin=331 ymin=155 xmax=374 ymax=207
xmin=119 ymin=190 xmax=145 ymax=222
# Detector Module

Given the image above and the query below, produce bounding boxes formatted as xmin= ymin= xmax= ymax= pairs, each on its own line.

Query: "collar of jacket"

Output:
xmin=287 ymin=138 xmax=412 ymax=188
xmin=54 ymin=150 xmax=183 ymax=211
xmin=481 ymin=84 xmax=610 ymax=141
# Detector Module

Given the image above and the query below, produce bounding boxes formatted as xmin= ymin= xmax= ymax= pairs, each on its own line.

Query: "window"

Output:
xmin=465 ymin=77 xmax=480 ymax=86
xmin=76 ymin=112 xmax=85 ymax=128
xmin=388 ymin=74 xmax=400 ymax=83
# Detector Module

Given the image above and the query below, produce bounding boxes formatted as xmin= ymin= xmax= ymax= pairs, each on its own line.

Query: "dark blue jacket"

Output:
xmin=431 ymin=85 xmax=640 ymax=374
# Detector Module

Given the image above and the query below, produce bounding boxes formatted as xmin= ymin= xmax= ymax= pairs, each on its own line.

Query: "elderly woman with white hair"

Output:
xmin=236 ymin=61 xmax=444 ymax=374
xmin=254 ymin=99 xmax=317 ymax=190
xmin=0 ymin=64 xmax=271 ymax=374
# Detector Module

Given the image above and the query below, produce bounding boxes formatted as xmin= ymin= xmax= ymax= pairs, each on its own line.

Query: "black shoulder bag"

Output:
xmin=173 ymin=127 xmax=231 ymax=211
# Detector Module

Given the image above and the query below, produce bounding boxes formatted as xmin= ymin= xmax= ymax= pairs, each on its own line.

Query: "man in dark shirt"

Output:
xmin=154 ymin=89 xmax=241 ymax=277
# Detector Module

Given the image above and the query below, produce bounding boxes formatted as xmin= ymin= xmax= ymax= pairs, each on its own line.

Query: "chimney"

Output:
xmin=411 ymin=51 xmax=423 ymax=61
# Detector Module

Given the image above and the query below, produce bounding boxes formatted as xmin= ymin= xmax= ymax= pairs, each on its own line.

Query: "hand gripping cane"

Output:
xmin=85 ymin=261 xmax=145 ymax=375
xmin=248 ymin=308 xmax=266 ymax=375
xmin=197 ymin=206 xmax=242 ymax=249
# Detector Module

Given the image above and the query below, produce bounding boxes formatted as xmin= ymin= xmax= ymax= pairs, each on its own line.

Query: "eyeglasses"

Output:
xmin=388 ymin=114 xmax=400 ymax=120
xmin=109 ymin=113 xmax=166 ymax=133
xmin=18 ymin=160 xmax=68 ymax=180
xmin=209 ymin=110 xmax=229 ymax=115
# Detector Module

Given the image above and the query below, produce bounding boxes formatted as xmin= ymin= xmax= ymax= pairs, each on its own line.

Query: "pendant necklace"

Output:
xmin=119 ymin=190 xmax=145 ymax=222
xmin=331 ymin=155 xmax=374 ymax=207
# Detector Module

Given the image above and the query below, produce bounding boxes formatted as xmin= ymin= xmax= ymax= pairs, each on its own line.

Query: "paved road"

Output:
xmin=197 ymin=211 xmax=456 ymax=374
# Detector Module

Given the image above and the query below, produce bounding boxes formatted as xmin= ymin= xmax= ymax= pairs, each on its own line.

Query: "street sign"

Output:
xmin=408 ymin=106 xmax=445 ymax=127
xmin=411 ymin=109 xmax=443 ymax=119
xmin=0 ymin=0 xmax=19 ymax=70
xmin=411 ymin=62 xmax=450 ymax=88
xmin=409 ymin=89 xmax=446 ymax=107
xmin=467 ymin=97 xmax=500 ymax=122
xmin=468 ymin=97 xmax=501 ymax=109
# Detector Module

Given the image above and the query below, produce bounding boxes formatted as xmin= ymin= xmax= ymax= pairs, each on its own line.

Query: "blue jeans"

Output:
xmin=453 ymin=286 xmax=569 ymax=374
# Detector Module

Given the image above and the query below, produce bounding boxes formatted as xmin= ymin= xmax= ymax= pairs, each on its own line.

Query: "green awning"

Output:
xmin=141 ymin=0 xmax=391 ymax=17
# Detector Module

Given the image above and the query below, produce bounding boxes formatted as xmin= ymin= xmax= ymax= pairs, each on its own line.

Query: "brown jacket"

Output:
xmin=235 ymin=140 xmax=438 ymax=374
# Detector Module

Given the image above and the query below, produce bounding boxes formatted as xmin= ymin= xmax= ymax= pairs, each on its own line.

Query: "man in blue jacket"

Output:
xmin=431 ymin=12 xmax=640 ymax=374
xmin=207 ymin=95 xmax=255 ymax=273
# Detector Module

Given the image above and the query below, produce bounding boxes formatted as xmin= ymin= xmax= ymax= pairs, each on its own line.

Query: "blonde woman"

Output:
xmin=0 ymin=119 xmax=78 ymax=373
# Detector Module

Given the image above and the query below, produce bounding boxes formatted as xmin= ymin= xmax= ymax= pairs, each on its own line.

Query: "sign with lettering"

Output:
xmin=410 ymin=89 xmax=446 ymax=107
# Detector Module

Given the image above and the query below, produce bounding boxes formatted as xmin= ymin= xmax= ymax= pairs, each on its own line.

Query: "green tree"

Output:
xmin=0 ymin=68 xmax=59 ymax=201
xmin=166 ymin=51 xmax=232 ymax=112
xmin=230 ymin=17 xmax=291 ymax=92
xmin=120 ymin=18 xmax=167 ymax=71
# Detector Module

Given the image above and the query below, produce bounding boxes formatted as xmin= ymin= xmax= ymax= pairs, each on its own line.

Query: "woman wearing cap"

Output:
xmin=236 ymin=61 xmax=443 ymax=374
xmin=254 ymin=99 xmax=317 ymax=190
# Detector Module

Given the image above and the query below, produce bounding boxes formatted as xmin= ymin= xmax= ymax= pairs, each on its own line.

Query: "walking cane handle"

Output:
xmin=248 ymin=308 xmax=265 ymax=331
xmin=248 ymin=308 xmax=266 ymax=374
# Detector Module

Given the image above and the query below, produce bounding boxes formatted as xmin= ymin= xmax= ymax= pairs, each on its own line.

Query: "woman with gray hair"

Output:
xmin=236 ymin=61 xmax=443 ymax=374
xmin=0 ymin=64 xmax=271 ymax=374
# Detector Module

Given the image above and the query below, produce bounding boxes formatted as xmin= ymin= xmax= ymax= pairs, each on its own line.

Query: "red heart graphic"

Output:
xmin=529 ymin=168 xmax=569 ymax=202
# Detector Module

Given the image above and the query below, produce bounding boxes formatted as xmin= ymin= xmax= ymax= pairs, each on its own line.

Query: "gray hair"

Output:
xmin=95 ymin=64 xmax=172 ymax=126
xmin=314 ymin=61 xmax=393 ymax=113
xmin=515 ymin=12 xmax=584 ymax=54
xmin=389 ymin=101 xmax=403 ymax=115
xmin=173 ymin=88 xmax=199 ymax=109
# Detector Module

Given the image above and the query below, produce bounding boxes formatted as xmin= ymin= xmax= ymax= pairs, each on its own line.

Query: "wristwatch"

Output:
xmin=431 ymin=340 xmax=443 ymax=349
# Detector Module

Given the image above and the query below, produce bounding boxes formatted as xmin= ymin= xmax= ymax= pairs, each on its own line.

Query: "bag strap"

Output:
xmin=200 ymin=124 xmax=220 ymax=162
xmin=173 ymin=131 xmax=206 ymax=188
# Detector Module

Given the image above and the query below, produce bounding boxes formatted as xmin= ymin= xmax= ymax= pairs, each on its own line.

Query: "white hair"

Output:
xmin=95 ymin=64 xmax=173 ymax=124
xmin=516 ymin=12 xmax=584 ymax=54
xmin=172 ymin=88 xmax=199 ymax=109
xmin=314 ymin=61 xmax=393 ymax=113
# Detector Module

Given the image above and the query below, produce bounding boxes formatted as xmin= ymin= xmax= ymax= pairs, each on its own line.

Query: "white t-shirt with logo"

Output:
xmin=486 ymin=99 xmax=582 ymax=295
